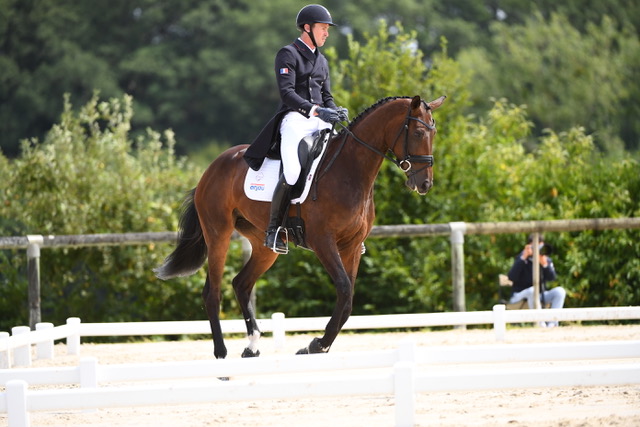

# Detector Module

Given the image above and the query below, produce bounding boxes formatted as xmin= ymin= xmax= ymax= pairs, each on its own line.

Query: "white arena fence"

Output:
xmin=1 ymin=339 xmax=639 ymax=427
xmin=2 ymin=305 xmax=640 ymax=369
xmin=1 ymin=306 xmax=639 ymax=427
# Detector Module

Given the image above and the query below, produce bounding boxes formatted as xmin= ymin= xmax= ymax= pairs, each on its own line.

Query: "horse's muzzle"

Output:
xmin=406 ymin=177 xmax=432 ymax=195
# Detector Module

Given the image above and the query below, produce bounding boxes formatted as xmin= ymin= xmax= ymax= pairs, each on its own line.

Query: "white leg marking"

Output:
xmin=247 ymin=331 xmax=261 ymax=352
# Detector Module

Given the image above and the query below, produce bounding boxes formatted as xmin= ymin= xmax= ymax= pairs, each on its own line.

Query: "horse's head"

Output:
xmin=389 ymin=95 xmax=446 ymax=195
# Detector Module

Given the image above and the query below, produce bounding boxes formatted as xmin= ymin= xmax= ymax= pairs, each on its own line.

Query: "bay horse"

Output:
xmin=155 ymin=95 xmax=446 ymax=359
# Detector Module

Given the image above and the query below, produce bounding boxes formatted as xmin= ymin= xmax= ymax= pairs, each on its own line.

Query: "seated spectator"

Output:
xmin=508 ymin=234 xmax=566 ymax=326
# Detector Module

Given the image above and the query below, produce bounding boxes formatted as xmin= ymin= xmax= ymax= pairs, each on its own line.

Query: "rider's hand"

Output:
xmin=337 ymin=107 xmax=349 ymax=122
xmin=316 ymin=107 xmax=340 ymax=124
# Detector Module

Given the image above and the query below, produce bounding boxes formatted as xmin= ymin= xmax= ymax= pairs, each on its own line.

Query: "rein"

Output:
xmin=331 ymin=103 xmax=435 ymax=174
xmin=311 ymin=102 xmax=435 ymax=200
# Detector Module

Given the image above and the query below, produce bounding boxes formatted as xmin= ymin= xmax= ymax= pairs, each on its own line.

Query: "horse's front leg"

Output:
xmin=297 ymin=243 xmax=360 ymax=354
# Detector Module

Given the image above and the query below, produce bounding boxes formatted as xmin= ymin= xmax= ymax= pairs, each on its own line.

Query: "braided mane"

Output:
xmin=338 ymin=96 xmax=414 ymax=137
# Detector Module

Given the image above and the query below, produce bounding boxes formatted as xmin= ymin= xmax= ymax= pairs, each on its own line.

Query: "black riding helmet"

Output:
xmin=296 ymin=4 xmax=336 ymax=48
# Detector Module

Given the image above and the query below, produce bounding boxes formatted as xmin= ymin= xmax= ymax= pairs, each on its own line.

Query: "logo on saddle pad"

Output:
xmin=248 ymin=172 xmax=267 ymax=192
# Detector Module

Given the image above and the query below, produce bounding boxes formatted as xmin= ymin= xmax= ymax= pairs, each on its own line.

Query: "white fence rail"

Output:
xmin=0 ymin=341 xmax=640 ymax=427
xmin=2 ymin=339 xmax=639 ymax=387
xmin=1 ymin=307 xmax=639 ymax=427
xmin=2 ymin=305 xmax=640 ymax=369
xmin=2 ymin=339 xmax=639 ymax=427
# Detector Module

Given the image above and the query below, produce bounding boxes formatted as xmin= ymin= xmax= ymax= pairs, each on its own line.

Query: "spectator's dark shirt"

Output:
xmin=508 ymin=253 xmax=557 ymax=294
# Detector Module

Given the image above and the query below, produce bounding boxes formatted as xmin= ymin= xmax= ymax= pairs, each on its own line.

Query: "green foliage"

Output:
xmin=2 ymin=1 xmax=639 ymax=156
xmin=458 ymin=12 xmax=640 ymax=152
xmin=326 ymin=22 xmax=470 ymax=123
xmin=369 ymin=96 xmax=640 ymax=312
xmin=0 ymin=94 xmax=215 ymax=331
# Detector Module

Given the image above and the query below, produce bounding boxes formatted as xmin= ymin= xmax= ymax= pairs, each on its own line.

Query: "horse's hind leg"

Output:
xmin=200 ymin=219 xmax=235 ymax=360
xmin=232 ymin=235 xmax=278 ymax=357
xmin=201 ymin=275 xmax=227 ymax=359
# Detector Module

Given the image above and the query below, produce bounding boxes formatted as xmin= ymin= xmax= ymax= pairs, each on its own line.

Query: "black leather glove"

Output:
xmin=316 ymin=107 xmax=340 ymax=124
xmin=337 ymin=107 xmax=349 ymax=122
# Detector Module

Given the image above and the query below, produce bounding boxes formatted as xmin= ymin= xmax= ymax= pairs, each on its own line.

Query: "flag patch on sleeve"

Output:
xmin=279 ymin=68 xmax=289 ymax=75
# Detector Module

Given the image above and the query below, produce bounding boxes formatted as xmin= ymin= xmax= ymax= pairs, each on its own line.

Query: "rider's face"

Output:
xmin=307 ymin=23 xmax=330 ymax=47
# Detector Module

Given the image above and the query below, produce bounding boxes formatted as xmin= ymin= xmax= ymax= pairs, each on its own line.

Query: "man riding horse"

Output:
xmin=243 ymin=4 xmax=348 ymax=254
xmin=154 ymin=4 xmax=446 ymax=360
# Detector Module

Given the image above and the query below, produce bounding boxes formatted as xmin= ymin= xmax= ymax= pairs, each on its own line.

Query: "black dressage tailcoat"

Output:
xmin=244 ymin=38 xmax=337 ymax=170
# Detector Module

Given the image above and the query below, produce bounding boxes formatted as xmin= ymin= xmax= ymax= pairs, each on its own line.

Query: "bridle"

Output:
xmin=312 ymin=101 xmax=436 ymax=201
xmin=334 ymin=101 xmax=436 ymax=177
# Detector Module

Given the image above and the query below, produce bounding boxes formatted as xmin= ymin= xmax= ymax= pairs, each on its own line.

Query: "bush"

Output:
xmin=0 ymin=93 xmax=212 ymax=332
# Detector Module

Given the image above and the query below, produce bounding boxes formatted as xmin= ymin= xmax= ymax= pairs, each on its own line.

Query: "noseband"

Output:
xmin=390 ymin=103 xmax=435 ymax=176
xmin=336 ymin=102 xmax=435 ymax=176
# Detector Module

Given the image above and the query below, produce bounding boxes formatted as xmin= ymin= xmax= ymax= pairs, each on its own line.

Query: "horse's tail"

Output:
xmin=154 ymin=189 xmax=208 ymax=280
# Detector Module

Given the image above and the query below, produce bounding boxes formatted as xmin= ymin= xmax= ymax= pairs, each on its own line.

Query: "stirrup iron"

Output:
xmin=269 ymin=226 xmax=289 ymax=255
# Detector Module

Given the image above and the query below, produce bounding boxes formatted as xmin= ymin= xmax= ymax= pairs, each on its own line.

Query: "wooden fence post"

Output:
xmin=531 ymin=232 xmax=542 ymax=310
xmin=26 ymin=235 xmax=43 ymax=329
xmin=449 ymin=222 xmax=467 ymax=314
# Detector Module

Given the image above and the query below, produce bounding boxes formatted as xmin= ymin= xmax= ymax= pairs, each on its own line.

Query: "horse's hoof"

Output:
xmin=296 ymin=337 xmax=329 ymax=355
xmin=309 ymin=337 xmax=330 ymax=353
xmin=241 ymin=347 xmax=260 ymax=358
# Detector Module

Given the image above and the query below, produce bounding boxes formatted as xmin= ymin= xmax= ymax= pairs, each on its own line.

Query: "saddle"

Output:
xmin=292 ymin=128 xmax=330 ymax=198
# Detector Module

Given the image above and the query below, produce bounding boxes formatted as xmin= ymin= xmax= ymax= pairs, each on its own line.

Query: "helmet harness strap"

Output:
xmin=305 ymin=23 xmax=318 ymax=49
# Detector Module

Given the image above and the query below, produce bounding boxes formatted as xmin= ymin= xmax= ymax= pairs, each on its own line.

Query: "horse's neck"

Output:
xmin=329 ymin=122 xmax=389 ymax=196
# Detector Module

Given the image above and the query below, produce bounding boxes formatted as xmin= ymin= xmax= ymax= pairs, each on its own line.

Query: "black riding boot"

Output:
xmin=264 ymin=176 xmax=291 ymax=254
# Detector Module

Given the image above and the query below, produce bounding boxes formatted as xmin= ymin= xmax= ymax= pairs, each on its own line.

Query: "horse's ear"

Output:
xmin=427 ymin=95 xmax=447 ymax=111
xmin=411 ymin=95 xmax=421 ymax=110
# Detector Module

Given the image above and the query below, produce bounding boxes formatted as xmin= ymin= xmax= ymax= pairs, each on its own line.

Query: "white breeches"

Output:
xmin=279 ymin=111 xmax=332 ymax=185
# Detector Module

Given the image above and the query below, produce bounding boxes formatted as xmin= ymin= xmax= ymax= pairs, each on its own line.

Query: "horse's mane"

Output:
xmin=338 ymin=96 xmax=417 ymax=137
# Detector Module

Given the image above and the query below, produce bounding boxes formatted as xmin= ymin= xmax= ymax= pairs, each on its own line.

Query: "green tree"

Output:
xmin=0 ymin=0 xmax=304 ymax=157
xmin=458 ymin=12 xmax=640 ymax=152
xmin=491 ymin=0 xmax=640 ymax=35
xmin=0 ymin=0 xmax=123 ymax=156
xmin=0 ymin=94 xmax=224 ymax=332
xmin=4 ymin=0 xmax=638 ymax=158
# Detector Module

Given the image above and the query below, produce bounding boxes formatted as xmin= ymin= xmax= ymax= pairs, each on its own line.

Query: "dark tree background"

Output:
xmin=2 ymin=0 xmax=638 ymax=158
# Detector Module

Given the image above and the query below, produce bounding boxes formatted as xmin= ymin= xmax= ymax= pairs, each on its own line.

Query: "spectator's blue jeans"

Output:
xmin=509 ymin=286 xmax=567 ymax=326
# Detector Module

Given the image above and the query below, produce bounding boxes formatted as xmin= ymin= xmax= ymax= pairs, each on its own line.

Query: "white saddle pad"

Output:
xmin=243 ymin=141 xmax=329 ymax=204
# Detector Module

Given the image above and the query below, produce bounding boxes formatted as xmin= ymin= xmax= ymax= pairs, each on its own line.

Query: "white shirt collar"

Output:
xmin=298 ymin=37 xmax=316 ymax=53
